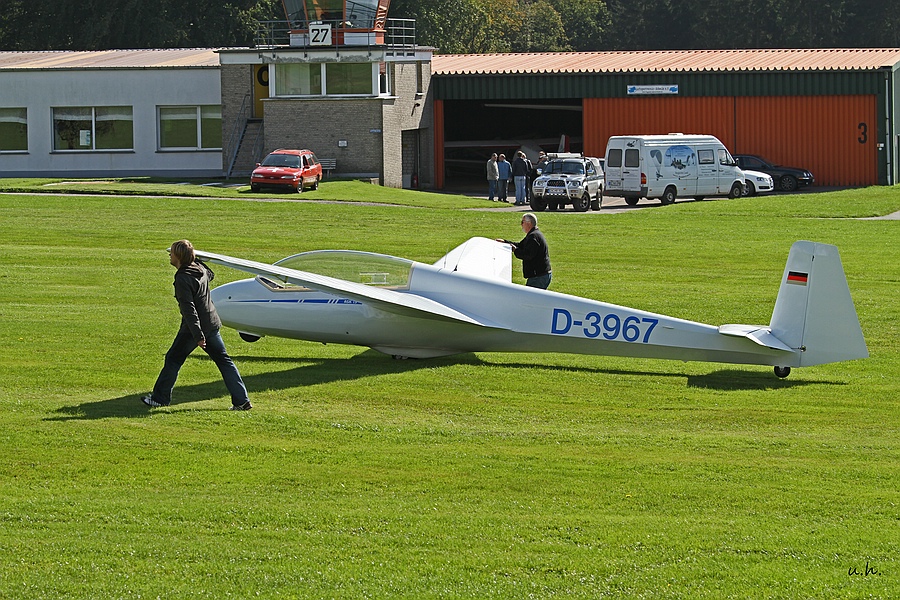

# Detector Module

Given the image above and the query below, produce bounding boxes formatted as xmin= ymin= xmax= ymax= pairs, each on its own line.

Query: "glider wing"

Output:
xmin=195 ymin=250 xmax=499 ymax=327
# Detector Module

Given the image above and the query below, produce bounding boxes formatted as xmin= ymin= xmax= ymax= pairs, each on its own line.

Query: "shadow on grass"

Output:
xmin=491 ymin=361 xmax=818 ymax=391
xmin=48 ymin=350 xmax=487 ymax=421
xmin=50 ymin=352 xmax=819 ymax=421
xmin=686 ymin=368 xmax=825 ymax=391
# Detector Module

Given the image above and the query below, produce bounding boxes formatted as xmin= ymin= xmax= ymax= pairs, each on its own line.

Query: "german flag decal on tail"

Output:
xmin=786 ymin=271 xmax=809 ymax=285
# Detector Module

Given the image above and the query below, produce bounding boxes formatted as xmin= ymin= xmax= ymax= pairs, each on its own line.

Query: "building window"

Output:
xmin=159 ymin=106 xmax=222 ymax=150
xmin=379 ymin=62 xmax=392 ymax=95
xmin=274 ymin=62 xmax=375 ymax=96
xmin=0 ymin=108 xmax=27 ymax=151
xmin=53 ymin=106 xmax=133 ymax=151
xmin=416 ymin=61 xmax=424 ymax=94
xmin=325 ymin=62 xmax=373 ymax=95
xmin=275 ymin=64 xmax=322 ymax=96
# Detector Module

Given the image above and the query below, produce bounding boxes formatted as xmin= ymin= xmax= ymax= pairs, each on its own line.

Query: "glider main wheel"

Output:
xmin=728 ymin=182 xmax=744 ymax=199
xmin=239 ymin=332 xmax=262 ymax=343
xmin=624 ymin=197 xmax=639 ymax=206
xmin=774 ymin=366 xmax=791 ymax=378
xmin=574 ymin=193 xmax=591 ymax=212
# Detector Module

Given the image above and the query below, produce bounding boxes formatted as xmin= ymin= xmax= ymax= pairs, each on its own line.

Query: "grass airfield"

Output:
xmin=1 ymin=181 xmax=898 ymax=598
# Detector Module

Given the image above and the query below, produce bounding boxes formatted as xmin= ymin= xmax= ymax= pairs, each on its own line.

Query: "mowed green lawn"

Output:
xmin=1 ymin=184 xmax=898 ymax=598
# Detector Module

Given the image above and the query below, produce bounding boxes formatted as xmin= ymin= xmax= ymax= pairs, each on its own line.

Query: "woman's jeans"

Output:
xmin=151 ymin=325 xmax=249 ymax=406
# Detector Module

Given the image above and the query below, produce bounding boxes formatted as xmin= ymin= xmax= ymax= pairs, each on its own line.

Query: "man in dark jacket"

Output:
xmin=142 ymin=239 xmax=251 ymax=410
xmin=498 ymin=213 xmax=552 ymax=289
xmin=511 ymin=151 xmax=532 ymax=206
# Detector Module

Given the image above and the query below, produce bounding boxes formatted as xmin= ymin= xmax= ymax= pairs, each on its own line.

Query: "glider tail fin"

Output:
xmin=769 ymin=241 xmax=867 ymax=366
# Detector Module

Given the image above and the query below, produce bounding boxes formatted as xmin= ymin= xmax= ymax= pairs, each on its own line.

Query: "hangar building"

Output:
xmin=432 ymin=49 xmax=900 ymax=189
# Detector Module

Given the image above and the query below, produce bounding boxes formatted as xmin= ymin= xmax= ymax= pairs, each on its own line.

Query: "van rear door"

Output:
xmin=605 ymin=146 xmax=623 ymax=192
xmin=622 ymin=146 xmax=642 ymax=193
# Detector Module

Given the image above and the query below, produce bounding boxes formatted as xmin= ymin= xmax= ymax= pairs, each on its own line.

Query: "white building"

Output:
xmin=0 ymin=49 xmax=223 ymax=177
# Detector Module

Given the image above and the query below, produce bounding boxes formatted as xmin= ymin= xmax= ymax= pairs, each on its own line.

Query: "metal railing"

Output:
xmin=254 ymin=18 xmax=416 ymax=49
xmin=225 ymin=94 xmax=251 ymax=178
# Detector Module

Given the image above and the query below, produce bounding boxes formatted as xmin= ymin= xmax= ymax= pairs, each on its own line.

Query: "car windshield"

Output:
xmin=545 ymin=160 xmax=584 ymax=175
xmin=262 ymin=154 xmax=301 ymax=168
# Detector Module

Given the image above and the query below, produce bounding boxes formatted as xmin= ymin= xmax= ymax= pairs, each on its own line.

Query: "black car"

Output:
xmin=733 ymin=154 xmax=814 ymax=192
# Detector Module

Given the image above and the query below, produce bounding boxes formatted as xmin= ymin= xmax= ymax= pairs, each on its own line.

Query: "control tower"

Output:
xmin=217 ymin=0 xmax=431 ymax=189
xmin=281 ymin=0 xmax=392 ymax=46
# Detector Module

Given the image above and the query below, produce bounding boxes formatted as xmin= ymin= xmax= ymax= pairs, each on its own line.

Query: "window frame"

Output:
xmin=0 ymin=107 xmax=28 ymax=153
xmin=157 ymin=105 xmax=223 ymax=151
xmin=51 ymin=105 xmax=134 ymax=152
xmin=273 ymin=62 xmax=379 ymax=98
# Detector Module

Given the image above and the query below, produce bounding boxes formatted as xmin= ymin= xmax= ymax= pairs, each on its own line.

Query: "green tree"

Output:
xmin=0 ymin=0 xmax=282 ymax=50
xmin=391 ymin=0 xmax=519 ymax=53
xmin=509 ymin=0 xmax=570 ymax=52
xmin=549 ymin=0 xmax=610 ymax=51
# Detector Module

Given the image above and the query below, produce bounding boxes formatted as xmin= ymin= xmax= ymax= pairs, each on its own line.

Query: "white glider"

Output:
xmin=196 ymin=237 xmax=867 ymax=378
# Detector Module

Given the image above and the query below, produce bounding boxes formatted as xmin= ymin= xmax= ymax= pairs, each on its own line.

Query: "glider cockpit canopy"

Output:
xmin=262 ymin=250 xmax=414 ymax=291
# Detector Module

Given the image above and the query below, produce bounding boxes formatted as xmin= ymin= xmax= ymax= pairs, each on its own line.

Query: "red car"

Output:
xmin=250 ymin=149 xmax=322 ymax=192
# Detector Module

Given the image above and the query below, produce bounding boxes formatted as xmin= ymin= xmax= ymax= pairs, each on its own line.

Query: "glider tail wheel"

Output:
xmin=774 ymin=366 xmax=791 ymax=378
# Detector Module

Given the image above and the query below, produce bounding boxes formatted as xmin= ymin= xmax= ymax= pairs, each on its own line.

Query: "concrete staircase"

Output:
xmin=226 ymin=119 xmax=264 ymax=178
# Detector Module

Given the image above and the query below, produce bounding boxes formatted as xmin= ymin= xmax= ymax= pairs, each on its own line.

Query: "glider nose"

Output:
xmin=210 ymin=279 xmax=252 ymax=328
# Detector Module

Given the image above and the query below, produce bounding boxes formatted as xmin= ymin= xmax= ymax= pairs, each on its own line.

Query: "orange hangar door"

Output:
xmin=734 ymin=95 xmax=878 ymax=187
xmin=583 ymin=97 xmax=737 ymax=157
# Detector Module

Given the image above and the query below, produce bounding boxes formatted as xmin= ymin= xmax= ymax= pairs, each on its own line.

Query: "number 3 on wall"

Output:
xmin=858 ymin=122 xmax=868 ymax=144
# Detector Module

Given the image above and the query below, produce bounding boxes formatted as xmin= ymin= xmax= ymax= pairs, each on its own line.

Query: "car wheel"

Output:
xmin=529 ymin=196 xmax=547 ymax=211
xmin=296 ymin=181 xmax=303 ymax=193
xmin=250 ymin=183 xmax=260 ymax=192
xmin=779 ymin=175 xmax=798 ymax=192
xmin=590 ymin=191 xmax=601 ymax=211
xmin=624 ymin=197 xmax=639 ymax=207
xmin=575 ymin=193 xmax=590 ymax=212
xmin=728 ymin=182 xmax=743 ymax=199
xmin=311 ymin=176 xmax=319 ymax=191
xmin=661 ymin=186 xmax=676 ymax=205
xmin=743 ymin=181 xmax=756 ymax=197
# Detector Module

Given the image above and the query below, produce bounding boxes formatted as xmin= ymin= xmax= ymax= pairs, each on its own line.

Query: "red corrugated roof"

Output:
xmin=0 ymin=48 xmax=221 ymax=70
xmin=5 ymin=47 xmax=900 ymax=74
xmin=432 ymin=49 xmax=900 ymax=75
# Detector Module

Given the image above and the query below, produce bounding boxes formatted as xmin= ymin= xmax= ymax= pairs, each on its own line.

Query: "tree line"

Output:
xmin=2 ymin=0 xmax=899 ymax=52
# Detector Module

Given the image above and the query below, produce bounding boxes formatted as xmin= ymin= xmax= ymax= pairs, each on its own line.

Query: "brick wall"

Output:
xmin=263 ymin=98 xmax=385 ymax=180
xmin=218 ymin=52 xmax=435 ymax=188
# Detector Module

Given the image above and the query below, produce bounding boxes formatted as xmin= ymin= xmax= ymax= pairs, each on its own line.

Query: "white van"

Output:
xmin=604 ymin=134 xmax=745 ymax=205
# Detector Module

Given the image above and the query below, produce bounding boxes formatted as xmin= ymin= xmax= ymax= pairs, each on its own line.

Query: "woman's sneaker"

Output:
xmin=141 ymin=395 xmax=169 ymax=408
xmin=230 ymin=401 xmax=253 ymax=411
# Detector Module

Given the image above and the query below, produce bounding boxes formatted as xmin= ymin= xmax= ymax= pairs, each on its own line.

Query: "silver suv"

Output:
xmin=530 ymin=153 xmax=604 ymax=212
